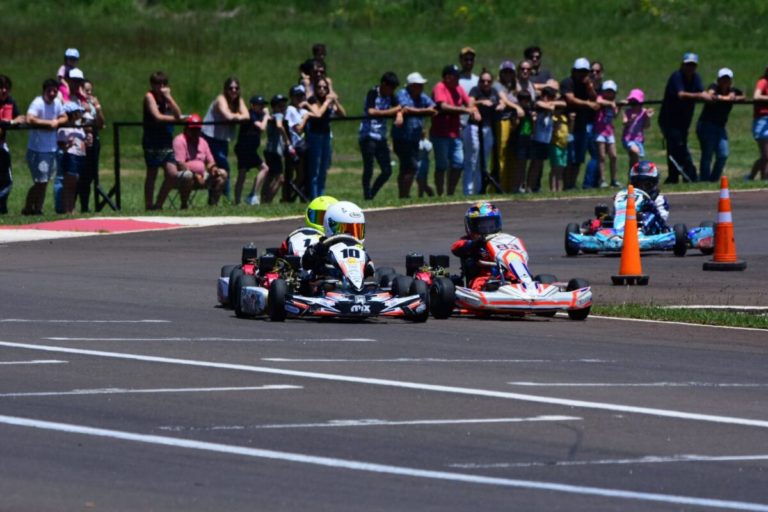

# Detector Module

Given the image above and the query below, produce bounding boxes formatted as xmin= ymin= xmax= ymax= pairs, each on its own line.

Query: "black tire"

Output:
xmin=235 ymin=275 xmax=257 ymax=318
xmin=227 ymin=266 xmax=244 ymax=309
xmin=375 ymin=266 xmax=397 ymax=288
xmin=533 ymin=273 xmax=558 ymax=284
xmin=392 ymin=275 xmax=414 ymax=297
xmin=409 ymin=279 xmax=429 ymax=323
xmin=699 ymin=221 xmax=715 ymax=256
xmin=673 ymin=223 xmax=688 ymax=257
xmin=430 ymin=277 xmax=456 ymax=319
xmin=221 ymin=264 xmax=237 ymax=277
xmin=565 ymin=223 xmax=581 ymax=256
xmin=566 ymin=278 xmax=591 ymax=321
xmin=267 ymin=279 xmax=287 ymax=322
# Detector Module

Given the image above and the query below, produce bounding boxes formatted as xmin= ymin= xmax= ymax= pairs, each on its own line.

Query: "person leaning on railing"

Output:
xmin=0 ymin=74 xmax=26 ymax=215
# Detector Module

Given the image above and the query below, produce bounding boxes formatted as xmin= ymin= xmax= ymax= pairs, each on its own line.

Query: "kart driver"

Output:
xmin=627 ymin=160 xmax=669 ymax=223
xmin=451 ymin=201 xmax=527 ymax=291
xmin=279 ymin=195 xmax=338 ymax=258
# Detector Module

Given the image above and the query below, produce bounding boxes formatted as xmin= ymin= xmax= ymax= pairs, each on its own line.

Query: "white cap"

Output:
xmin=572 ymin=57 xmax=590 ymax=70
xmin=717 ymin=67 xmax=734 ymax=79
xmin=602 ymin=80 xmax=618 ymax=92
xmin=64 ymin=48 xmax=80 ymax=59
xmin=406 ymin=72 xmax=428 ymax=85
xmin=68 ymin=68 xmax=85 ymax=80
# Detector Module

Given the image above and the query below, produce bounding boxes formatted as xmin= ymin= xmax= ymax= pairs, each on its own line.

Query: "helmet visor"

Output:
xmin=330 ymin=221 xmax=365 ymax=240
xmin=307 ymin=209 xmax=325 ymax=228
xmin=469 ymin=216 xmax=502 ymax=235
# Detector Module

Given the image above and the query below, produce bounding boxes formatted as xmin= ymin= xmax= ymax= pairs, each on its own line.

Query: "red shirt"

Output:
xmin=755 ymin=78 xmax=768 ymax=118
xmin=430 ymin=81 xmax=470 ymax=138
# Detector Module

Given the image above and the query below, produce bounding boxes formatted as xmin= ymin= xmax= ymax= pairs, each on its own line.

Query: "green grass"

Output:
xmin=593 ymin=304 xmax=768 ymax=330
xmin=2 ymin=0 xmax=768 ymax=221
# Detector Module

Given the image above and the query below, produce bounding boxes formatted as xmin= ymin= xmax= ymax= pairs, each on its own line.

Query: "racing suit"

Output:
xmin=302 ymin=236 xmax=375 ymax=281
xmin=618 ymin=189 xmax=670 ymax=233
xmin=451 ymin=235 xmax=521 ymax=291
xmin=279 ymin=227 xmax=323 ymax=258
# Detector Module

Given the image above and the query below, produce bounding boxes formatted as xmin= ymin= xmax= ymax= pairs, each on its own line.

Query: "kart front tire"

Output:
xmin=267 ymin=279 xmax=287 ymax=322
xmin=221 ymin=264 xmax=237 ymax=277
xmin=409 ymin=279 xmax=429 ymax=323
xmin=566 ymin=278 xmax=591 ymax=321
xmin=392 ymin=275 xmax=414 ymax=297
xmin=430 ymin=277 xmax=456 ymax=319
xmin=375 ymin=266 xmax=397 ymax=288
xmin=565 ymin=223 xmax=581 ymax=256
xmin=533 ymin=273 xmax=558 ymax=284
xmin=227 ymin=266 xmax=244 ymax=310
xmin=673 ymin=223 xmax=688 ymax=257
xmin=235 ymin=275 xmax=257 ymax=318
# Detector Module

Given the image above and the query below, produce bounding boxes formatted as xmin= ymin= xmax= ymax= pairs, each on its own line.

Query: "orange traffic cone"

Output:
xmin=703 ymin=176 xmax=746 ymax=271
xmin=612 ymin=185 xmax=649 ymax=285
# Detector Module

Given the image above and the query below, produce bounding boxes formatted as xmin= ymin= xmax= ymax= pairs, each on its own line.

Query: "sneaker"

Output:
xmin=245 ymin=193 xmax=260 ymax=205
xmin=610 ymin=180 xmax=622 ymax=187
xmin=599 ymin=181 xmax=609 ymax=188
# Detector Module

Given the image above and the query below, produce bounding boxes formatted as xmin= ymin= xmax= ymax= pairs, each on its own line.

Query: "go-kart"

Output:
xmin=239 ymin=234 xmax=429 ymax=322
xmin=409 ymin=233 xmax=593 ymax=321
xmin=564 ymin=188 xmax=714 ymax=257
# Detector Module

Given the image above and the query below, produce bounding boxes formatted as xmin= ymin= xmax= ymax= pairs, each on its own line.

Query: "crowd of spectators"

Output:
xmin=1 ymin=45 xmax=767 ymax=216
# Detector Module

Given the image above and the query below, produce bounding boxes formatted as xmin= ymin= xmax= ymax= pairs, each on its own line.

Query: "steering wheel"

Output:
xmin=322 ymin=234 xmax=360 ymax=247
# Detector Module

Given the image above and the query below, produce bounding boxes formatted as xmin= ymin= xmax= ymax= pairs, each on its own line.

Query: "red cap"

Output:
xmin=187 ymin=113 xmax=203 ymax=129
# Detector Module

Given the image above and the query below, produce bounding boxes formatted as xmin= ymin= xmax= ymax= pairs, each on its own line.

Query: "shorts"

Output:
xmin=623 ymin=140 xmax=645 ymax=157
xmin=431 ymin=136 xmax=463 ymax=172
xmin=235 ymin=149 xmax=264 ymax=170
xmin=753 ymin=116 xmax=768 ymax=141
xmin=143 ymin=147 xmax=175 ymax=168
xmin=549 ymin=145 xmax=568 ymax=168
xmin=61 ymin=152 xmax=85 ymax=177
xmin=26 ymin=149 xmax=58 ymax=183
xmin=595 ymin=134 xmax=615 ymax=144
xmin=567 ymin=123 xmax=593 ymax=166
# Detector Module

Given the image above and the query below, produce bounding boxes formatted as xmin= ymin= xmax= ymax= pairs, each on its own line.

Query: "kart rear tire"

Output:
xmin=235 ymin=275 xmax=257 ymax=318
xmin=221 ymin=264 xmax=237 ymax=277
xmin=533 ymin=273 xmax=558 ymax=284
xmin=409 ymin=279 xmax=429 ymax=323
xmin=565 ymin=223 xmax=581 ymax=256
xmin=699 ymin=221 xmax=715 ymax=255
xmin=267 ymin=279 xmax=287 ymax=322
xmin=566 ymin=278 xmax=591 ymax=321
xmin=673 ymin=223 xmax=688 ymax=257
xmin=375 ymin=266 xmax=397 ymax=288
xmin=430 ymin=277 xmax=455 ymax=319
xmin=392 ymin=275 xmax=414 ymax=297
xmin=227 ymin=266 xmax=244 ymax=309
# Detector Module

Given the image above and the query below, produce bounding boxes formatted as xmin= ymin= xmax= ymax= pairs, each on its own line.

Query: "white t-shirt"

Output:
xmin=27 ymin=96 xmax=65 ymax=153
xmin=57 ymin=127 xmax=87 ymax=156
xmin=285 ymin=105 xmax=309 ymax=146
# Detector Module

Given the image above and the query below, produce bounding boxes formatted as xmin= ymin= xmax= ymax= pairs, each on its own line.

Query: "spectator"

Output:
xmin=0 ymin=74 xmax=25 ymax=215
xmin=162 ymin=113 xmax=227 ymax=209
xmin=594 ymin=80 xmax=620 ymax=188
xmin=493 ymin=61 xmax=524 ymax=192
xmin=233 ymin=95 xmax=269 ymax=205
xmin=284 ymin=84 xmax=311 ymax=202
xmin=417 ymin=131 xmax=434 ymax=197
xmin=696 ymin=68 xmax=745 ymax=182
xmin=589 ymin=61 xmax=604 ymax=92
xmin=517 ymin=60 xmax=537 ymax=100
xmin=358 ymin=71 xmax=402 ymax=200
xmin=580 ymin=60 xmax=605 ymax=188
xmin=560 ymin=57 xmax=599 ymax=190
xmin=57 ymin=102 xmax=87 ymax=214
xmin=312 ymin=43 xmax=327 ymax=67
xmin=530 ymin=85 xmax=565 ymax=192
xmin=142 ymin=71 xmax=181 ymax=210
xmin=431 ymin=64 xmax=476 ymax=196
xmin=524 ymin=45 xmax=553 ymax=90
xmin=56 ymin=48 xmax=80 ymax=98
xmin=658 ymin=53 xmax=711 ymax=183
xmin=621 ymin=88 xmax=654 ymax=169
xmin=306 ymin=76 xmax=346 ymax=199
xmin=748 ymin=65 xmax=768 ymax=181
xmin=54 ymin=68 xmax=87 ymax=213
xmin=464 ymin=70 xmax=499 ymax=195
xmin=201 ymin=77 xmax=250 ymax=197
xmin=458 ymin=47 xmax=479 ymax=96
xmin=22 ymin=78 xmax=67 ymax=215
xmin=300 ymin=59 xmax=335 ymax=99
xmin=250 ymin=94 xmax=290 ymax=205
xmin=392 ymin=71 xmax=437 ymax=198
xmin=549 ymin=105 xmax=573 ymax=192
xmin=77 ymin=79 xmax=105 ymax=212
xmin=511 ymin=90 xmax=536 ymax=193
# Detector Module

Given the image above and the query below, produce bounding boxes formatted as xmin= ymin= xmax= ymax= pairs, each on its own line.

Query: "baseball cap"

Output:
xmin=717 ymin=67 xmax=734 ymax=79
xmin=602 ymin=80 xmax=618 ymax=92
xmin=290 ymin=84 xmax=306 ymax=97
xmin=186 ymin=113 xmax=203 ymax=129
xmin=406 ymin=72 xmax=428 ymax=85
xmin=460 ymin=46 xmax=476 ymax=57
xmin=499 ymin=60 xmax=516 ymax=72
xmin=626 ymin=88 xmax=645 ymax=103
xmin=63 ymin=101 xmax=84 ymax=114
xmin=249 ymin=95 xmax=266 ymax=105
xmin=442 ymin=64 xmax=460 ymax=77
xmin=682 ymin=52 xmax=699 ymax=64
xmin=271 ymin=94 xmax=287 ymax=105
xmin=572 ymin=57 xmax=590 ymax=71
xmin=68 ymin=68 xmax=85 ymax=80
xmin=64 ymin=48 xmax=80 ymax=59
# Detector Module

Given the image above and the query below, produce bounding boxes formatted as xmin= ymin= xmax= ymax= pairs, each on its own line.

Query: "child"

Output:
xmin=56 ymin=49 xmax=80 ymax=99
xmin=621 ymin=88 xmax=654 ymax=170
xmin=284 ymin=85 xmax=311 ymax=202
xmin=512 ymin=90 xmax=536 ymax=193
xmin=250 ymin=94 xmax=290 ymax=205
xmin=549 ymin=107 xmax=572 ymax=193
xmin=626 ymin=160 xmax=669 ymax=230
xmin=530 ymin=85 xmax=565 ymax=192
xmin=234 ymin=95 xmax=269 ymax=205
xmin=594 ymin=80 xmax=620 ymax=188
xmin=57 ymin=102 xmax=87 ymax=214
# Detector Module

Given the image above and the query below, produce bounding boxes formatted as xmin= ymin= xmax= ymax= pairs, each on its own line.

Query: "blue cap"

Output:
xmin=682 ymin=52 xmax=699 ymax=64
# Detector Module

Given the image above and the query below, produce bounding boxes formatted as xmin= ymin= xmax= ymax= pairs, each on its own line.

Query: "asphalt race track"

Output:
xmin=1 ymin=190 xmax=767 ymax=511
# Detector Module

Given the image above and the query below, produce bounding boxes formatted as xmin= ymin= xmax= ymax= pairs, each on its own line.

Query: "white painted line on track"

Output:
xmin=158 ymin=415 xmax=581 ymax=432
xmin=1 ymin=414 xmax=766 ymax=511
xmin=45 ymin=337 xmax=375 ymax=343
xmin=449 ymin=453 xmax=768 ymax=469
xmin=2 ymin=340 xmax=768 ymax=430
xmin=0 ymin=385 xmax=301 ymax=398
xmin=1 ymin=319 xmax=169 ymax=324
xmin=0 ymin=360 xmax=67 ymax=365
xmin=263 ymin=358 xmax=612 ymax=363
xmin=509 ymin=382 xmax=768 ymax=388
xmin=590 ymin=315 xmax=767 ymax=332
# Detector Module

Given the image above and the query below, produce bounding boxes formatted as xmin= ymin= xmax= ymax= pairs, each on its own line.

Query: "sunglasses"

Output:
xmin=591 ymin=69 xmax=602 ymax=73
xmin=228 ymin=86 xmax=240 ymax=91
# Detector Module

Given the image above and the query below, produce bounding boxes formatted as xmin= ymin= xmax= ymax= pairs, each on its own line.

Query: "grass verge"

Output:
xmin=592 ymin=304 xmax=768 ymax=330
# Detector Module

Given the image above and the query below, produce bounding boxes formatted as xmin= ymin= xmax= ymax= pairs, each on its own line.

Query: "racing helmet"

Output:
xmin=324 ymin=201 xmax=365 ymax=241
xmin=629 ymin=160 xmax=659 ymax=198
xmin=464 ymin=201 xmax=502 ymax=238
xmin=305 ymin=195 xmax=338 ymax=232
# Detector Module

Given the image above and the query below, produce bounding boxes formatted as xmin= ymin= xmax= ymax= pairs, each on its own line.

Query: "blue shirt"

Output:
xmin=359 ymin=86 xmax=399 ymax=141
xmin=391 ymin=88 xmax=435 ymax=142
